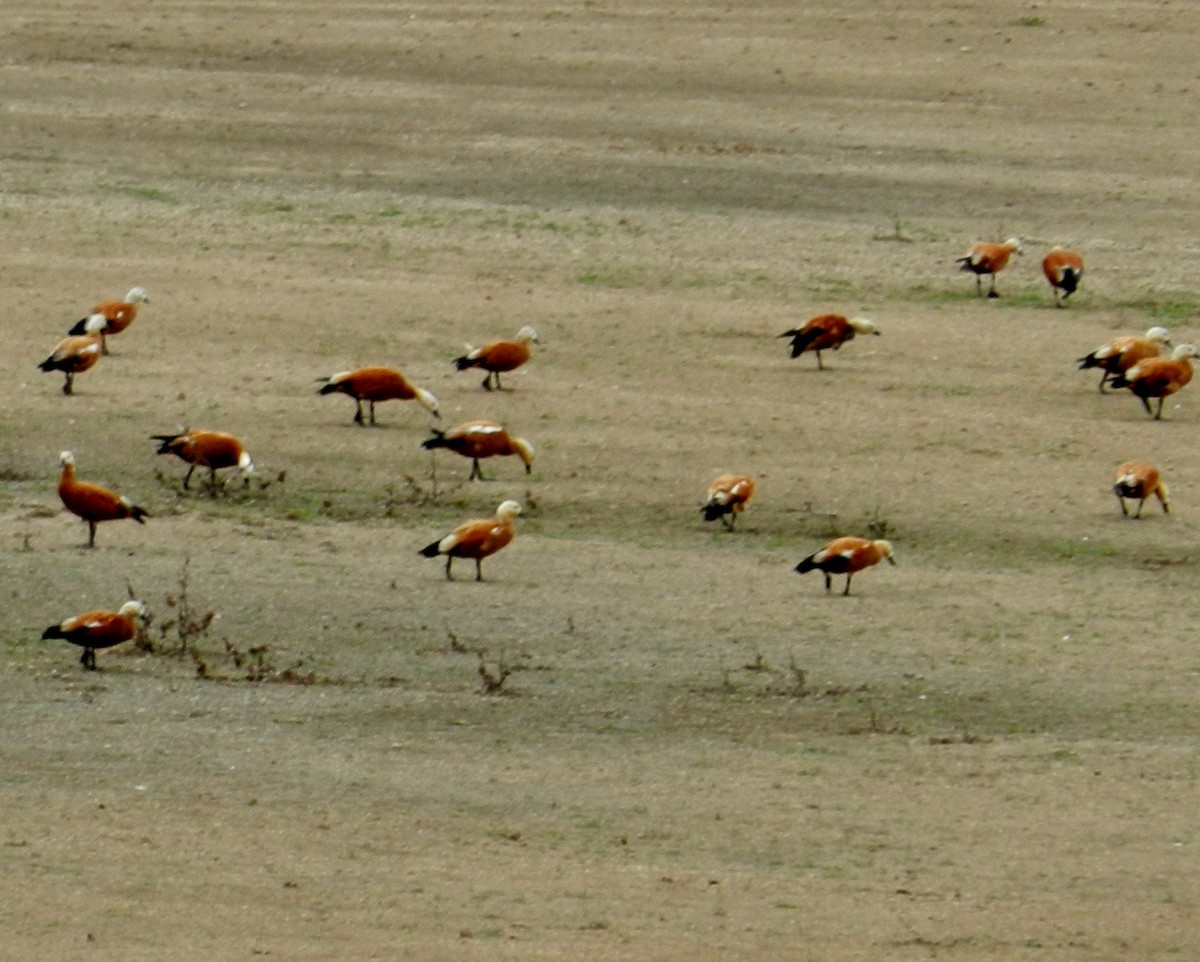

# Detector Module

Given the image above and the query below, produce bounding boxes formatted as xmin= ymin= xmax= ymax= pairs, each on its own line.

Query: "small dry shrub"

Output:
xmin=129 ymin=557 xmax=314 ymax=683
xmin=477 ymin=647 xmax=529 ymax=695
xmin=157 ymin=555 xmax=217 ymax=656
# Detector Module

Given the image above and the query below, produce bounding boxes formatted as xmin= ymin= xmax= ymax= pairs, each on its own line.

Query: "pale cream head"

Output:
xmin=118 ymin=600 xmax=147 ymax=619
xmin=495 ymin=500 xmax=522 ymax=521
xmin=516 ymin=326 xmax=540 ymax=345
xmin=849 ymin=317 xmax=880 ymax=336
xmin=125 ymin=287 xmax=149 ymax=304
xmin=511 ymin=437 xmax=535 ymax=469
xmin=59 ymin=451 xmax=75 ymax=467
xmin=1145 ymin=326 xmax=1172 ymax=346
xmin=415 ymin=386 xmax=440 ymax=417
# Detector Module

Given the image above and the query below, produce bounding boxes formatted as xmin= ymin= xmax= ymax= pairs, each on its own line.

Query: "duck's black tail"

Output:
xmin=421 ymin=430 xmax=448 ymax=451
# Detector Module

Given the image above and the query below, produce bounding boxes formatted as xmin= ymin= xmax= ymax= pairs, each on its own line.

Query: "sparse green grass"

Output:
xmin=872 ymin=216 xmax=948 ymax=244
xmin=98 ymin=183 xmax=181 ymax=204
xmin=373 ymin=204 xmax=608 ymax=239
xmin=896 ymin=282 xmax=1050 ymax=308
xmin=577 ymin=266 xmax=644 ymax=288
xmin=1111 ymin=293 xmax=1198 ymax=324
xmin=241 ymin=200 xmax=296 ymax=214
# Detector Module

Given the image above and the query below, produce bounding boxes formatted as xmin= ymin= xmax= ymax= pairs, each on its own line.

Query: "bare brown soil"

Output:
xmin=2 ymin=2 xmax=1199 ymax=959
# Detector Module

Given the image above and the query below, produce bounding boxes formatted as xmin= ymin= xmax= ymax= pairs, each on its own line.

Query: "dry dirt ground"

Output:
xmin=2 ymin=2 xmax=1199 ymax=959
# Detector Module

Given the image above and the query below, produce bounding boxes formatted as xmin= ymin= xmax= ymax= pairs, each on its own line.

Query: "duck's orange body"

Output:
xmin=57 ymin=452 xmax=149 ymax=547
xmin=1113 ymin=461 xmax=1169 ymax=518
xmin=777 ymin=315 xmax=879 ymax=370
xmin=956 ymin=238 xmax=1022 ymax=297
xmin=318 ymin=367 xmax=440 ymax=425
xmin=68 ymin=287 xmax=149 ymax=354
xmin=152 ymin=429 xmax=254 ymax=491
xmin=1109 ymin=344 xmax=1198 ymax=419
xmin=38 ymin=334 xmax=103 ymax=395
xmin=419 ymin=500 xmax=521 ymax=581
xmin=795 ymin=537 xmax=896 ymax=595
xmin=701 ymin=474 xmax=756 ymax=529
xmin=453 ymin=326 xmax=539 ymax=390
xmin=1077 ymin=327 xmax=1171 ymax=392
xmin=42 ymin=600 xmax=145 ymax=670
xmin=1042 ymin=247 xmax=1084 ymax=307
xmin=421 ymin=420 xmax=534 ymax=480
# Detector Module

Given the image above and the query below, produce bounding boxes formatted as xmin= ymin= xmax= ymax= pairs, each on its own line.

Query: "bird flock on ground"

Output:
xmin=36 ymin=299 xmax=546 ymax=667
xmin=33 ymin=237 xmax=1192 ymax=668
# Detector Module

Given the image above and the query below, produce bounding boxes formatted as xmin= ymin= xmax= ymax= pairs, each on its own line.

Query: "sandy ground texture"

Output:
xmin=2 ymin=1 xmax=1199 ymax=959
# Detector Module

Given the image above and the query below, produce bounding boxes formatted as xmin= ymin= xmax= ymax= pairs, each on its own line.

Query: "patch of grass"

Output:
xmin=1024 ymin=537 xmax=1109 ymax=563
xmin=892 ymin=283 xmax=977 ymax=307
xmin=922 ymin=383 xmax=977 ymax=398
xmin=1112 ymin=294 xmax=1198 ymax=324
xmin=992 ymin=288 xmax=1048 ymax=308
xmin=481 ymin=212 xmax=605 ymax=237
xmin=873 ymin=216 xmax=947 ymax=244
xmin=374 ymin=203 xmax=607 ymax=240
xmin=1015 ymin=15 xmax=1046 ymax=27
xmin=895 ymin=282 xmax=1046 ymax=309
xmin=242 ymin=200 xmax=295 ymax=214
xmin=377 ymin=207 xmax=447 ymax=227
xmin=577 ymin=267 xmax=642 ymax=288
xmin=99 ymin=183 xmax=180 ymax=205
xmin=808 ymin=274 xmax=855 ymax=296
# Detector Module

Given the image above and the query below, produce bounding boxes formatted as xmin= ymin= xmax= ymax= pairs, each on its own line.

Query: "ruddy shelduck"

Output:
xmin=955 ymin=237 xmax=1022 ymax=298
xmin=421 ymin=420 xmax=534 ymax=480
xmin=1109 ymin=343 xmax=1199 ymax=420
xmin=1077 ymin=326 xmax=1172 ymax=393
xmin=1113 ymin=461 xmax=1169 ymax=519
xmin=57 ymin=451 xmax=149 ymax=548
xmin=1042 ymin=247 xmax=1084 ymax=307
xmin=453 ymin=326 xmax=540 ymax=391
xmin=794 ymin=537 xmax=896 ymax=595
xmin=701 ymin=474 xmax=756 ymax=530
xmin=152 ymin=429 xmax=254 ymax=492
xmin=777 ymin=315 xmax=879 ymax=370
xmin=420 ymin=500 xmax=522 ymax=581
xmin=42 ymin=600 xmax=146 ymax=670
xmin=317 ymin=367 xmax=440 ymax=425
xmin=68 ymin=286 xmax=149 ymax=354
xmin=38 ymin=334 xmax=103 ymax=395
